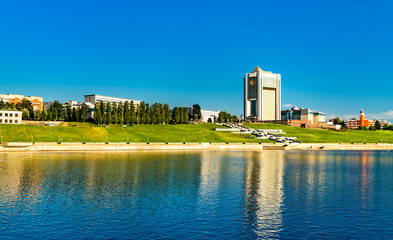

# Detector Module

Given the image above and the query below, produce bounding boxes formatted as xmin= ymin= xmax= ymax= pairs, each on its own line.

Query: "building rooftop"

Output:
xmin=251 ymin=66 xmax=273 ymax=74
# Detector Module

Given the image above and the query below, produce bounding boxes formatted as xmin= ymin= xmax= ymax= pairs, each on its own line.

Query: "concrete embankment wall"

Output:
xmin=1 ymin=142 xmax=393 ymax=152
xmin=0 ymin=142 xmax=267 ymax=152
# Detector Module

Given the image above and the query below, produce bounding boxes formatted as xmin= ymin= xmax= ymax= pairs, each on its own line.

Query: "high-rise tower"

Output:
xmin=244 ymin=66 xmax=281 ymax=121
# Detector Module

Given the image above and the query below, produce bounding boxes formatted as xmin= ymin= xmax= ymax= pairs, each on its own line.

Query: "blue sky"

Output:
xmin=1 ymin=0 xmax=392 ymax=120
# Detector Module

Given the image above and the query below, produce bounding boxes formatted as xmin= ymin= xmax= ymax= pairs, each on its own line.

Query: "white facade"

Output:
xmin=64 ymin=100 xmax=95 ymax=109
xmin=84 ymin=95 xmax=141 ymax=107
xmin=0 ymin=110 xmax=22 ymax=124
xmin=201 ymin=110 xmax=220 ymax=123
xmin=244 ymin=66 xmax=281 ymax=121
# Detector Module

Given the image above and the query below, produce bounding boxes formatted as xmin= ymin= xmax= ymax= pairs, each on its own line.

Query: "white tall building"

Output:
xmin=244 ymin=66 xmax=281 ymax=121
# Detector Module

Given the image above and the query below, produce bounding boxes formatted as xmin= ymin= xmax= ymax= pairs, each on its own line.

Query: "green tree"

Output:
xmin=0 ymin=100 xmax=5 ymax=110
xmin=72 ymin=108 xmax=77 ymax=122
xmin=172 ymin=107 xmax=180 ymax=124
xmin=22 ymin=109 xmax=30 ymax=120
xmin=150 ymin=104 xmax=158 ymax=124
xmin=124 ymin=101 xmax=131 ymax=125
xmin=112 ymin=103 xmax=119 ymax=124
xmin=159 ymin=103 xmax=165 ymax=124
xmin=136 ymin=102 xmax=142 ymax=125
xmin=105 ymin=102 xmax=112 ymax=125
xmin=369 ymin=126 xmax=377 ymax=131
xmin=65 ymin=106 xmax=72 ymax=121
xmin=140 ymin=102 xmax=146 ymax=124
xmin=192 ymin=104 xmax=201 ymax=121
xmin=99 ymin=101 xmax=105 ymax=124
xmin=77 ymin=104 xmax=87 ymax=122
xmin=375 ymin=120 xmax=382 ymax=130
xmin=42 ymin=110 xmax=47 ymax=121
xmin=130 ymin=101 xmax=136 ymax=125
xmin=333 ymin=117 xmax=341 ymax=125
xmin=118 ymin=102 xmax=124 ymax=125
xmin=94 ymin=102 xmax=103 ymax=125
xmin=47 ymin=111 xmax=53 ymax=121
xmin=145 ymin=103 xmax=151 ymax=124
xmin=164 ymin=104 xmax=171 ymax=124
xmin=183 ymin=107 xmax=189 ymax=123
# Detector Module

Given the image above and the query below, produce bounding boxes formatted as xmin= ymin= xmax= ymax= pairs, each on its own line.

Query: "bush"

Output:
xmin=358 ymin=126 xmax=367 ymax=131
xmin=369 ymin=126 xmax=377 ymax=131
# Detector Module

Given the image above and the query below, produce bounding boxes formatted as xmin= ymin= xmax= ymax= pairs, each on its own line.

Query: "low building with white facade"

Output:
xmin=84 ymin=94 xmax=141 ymax=107
xmin=201 ymin=110 xmax=220 ymax=123
xmin=64 ymin=100 xmax=95 ymax=109
xmin=0 ymin=110 xmax=22 ymax=124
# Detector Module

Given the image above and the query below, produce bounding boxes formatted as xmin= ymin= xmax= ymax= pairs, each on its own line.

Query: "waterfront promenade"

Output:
xmin=1 ymin=142 xmax=393 ymax=152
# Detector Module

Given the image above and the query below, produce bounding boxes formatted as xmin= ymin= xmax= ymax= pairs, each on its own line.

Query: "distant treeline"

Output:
xmin=0 ymin=99 xmax=239 ymax=124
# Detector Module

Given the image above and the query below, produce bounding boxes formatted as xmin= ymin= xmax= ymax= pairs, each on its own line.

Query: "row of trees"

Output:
xmin=1 ymin=99 xmax=239 ymax=125
xmin=64 ymin=104 xmax=88 ymax=122
xmin=218 ymin=111 xmax=239 ymax=123
xmin=93 ymin=101 xmax=239 ymax=126
xmin=94 ymin=101 xmax=173 ymax=126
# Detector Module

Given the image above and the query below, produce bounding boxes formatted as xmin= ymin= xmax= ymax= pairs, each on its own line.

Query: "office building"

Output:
xmin=244 ymin=66 xmax=281 ymax=121
xmin=0 ymin=94 xmax=43 ymax=110
xmin=281 ymin=106 xmax=325 ymax=124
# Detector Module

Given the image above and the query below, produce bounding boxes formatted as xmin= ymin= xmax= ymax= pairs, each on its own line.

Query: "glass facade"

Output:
xmin=248 ymin=77 xmax=257 ymax=100
xmin=251 ymin=101 xmax=256 ymax=116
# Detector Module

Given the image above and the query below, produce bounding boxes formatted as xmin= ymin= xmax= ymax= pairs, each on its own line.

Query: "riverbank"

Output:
xmin=1 ymin=142 xmax=393 ymax=152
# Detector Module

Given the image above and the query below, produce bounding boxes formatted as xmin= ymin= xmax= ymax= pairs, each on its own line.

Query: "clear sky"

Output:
xmin=1 ymin=0 xmax=392 ymax=120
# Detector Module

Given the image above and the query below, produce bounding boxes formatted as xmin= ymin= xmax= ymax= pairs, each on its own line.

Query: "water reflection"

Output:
xmin=1 ymin=151 xmax=393 ymax=239
xmin=243 ymin=151 xmax=284 ymax=239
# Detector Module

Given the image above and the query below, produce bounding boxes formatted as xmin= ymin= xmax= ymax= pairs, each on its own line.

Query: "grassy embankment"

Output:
xmin=244 ymin=123 xmax=393 ymax=143
xmin=0 ymin=122 xmax=268 ymax=143
xmin=1 ymin=122 xmax=392 ymax=143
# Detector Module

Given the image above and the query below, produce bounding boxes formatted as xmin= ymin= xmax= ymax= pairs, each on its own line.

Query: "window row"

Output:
xmin=0 ymin=119 xmax=18 ymax=123
xmin=0 ymin=113 xmax=19 ymax=117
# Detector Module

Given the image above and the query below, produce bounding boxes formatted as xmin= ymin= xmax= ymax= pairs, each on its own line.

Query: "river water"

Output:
xmin=0 ymin=151 xmax=393 ymax=239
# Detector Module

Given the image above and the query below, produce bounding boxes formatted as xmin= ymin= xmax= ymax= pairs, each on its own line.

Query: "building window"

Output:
xmin=0 ymin=119 xmax=2 ymax=123
xmin=5 ymin=113 xmax=8 ymax=117
xmin=5 ymin=120 xmax=7 ymax=123
xmin=15 ymin=120 xmax=18 ymax=123
xmin=10 ymin=120 xmax=12 ymax=123
xmin=10 ymin=113 xmax=12 ymax=117
xmin=15 ymin=113 xmax=18 ymax=117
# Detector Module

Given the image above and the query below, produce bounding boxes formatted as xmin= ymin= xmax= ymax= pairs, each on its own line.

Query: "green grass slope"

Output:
xmin=1 ymin=122 xmax=392 ymax=143
xmin=245 ymin=123 xmax=393 ymax=143
xmin=0 ymin=123 xmax=269 ymax=143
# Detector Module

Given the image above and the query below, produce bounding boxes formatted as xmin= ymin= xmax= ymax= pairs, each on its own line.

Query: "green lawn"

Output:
xmin=0 ymin=123 xmax=271 ymax=143
xmin=244 ymin=123 xmax=393 ymax=143
xmin=2 ymin=122 xmax=392 ymax=143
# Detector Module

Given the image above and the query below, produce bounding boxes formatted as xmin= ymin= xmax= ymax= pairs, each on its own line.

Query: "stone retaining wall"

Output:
xmin=1 ymin=142 xmax=393 ymax=152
